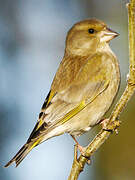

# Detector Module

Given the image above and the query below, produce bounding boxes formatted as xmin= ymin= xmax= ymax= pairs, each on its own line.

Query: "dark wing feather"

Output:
xmin=27 ymin=90 xmax=55 ymax=143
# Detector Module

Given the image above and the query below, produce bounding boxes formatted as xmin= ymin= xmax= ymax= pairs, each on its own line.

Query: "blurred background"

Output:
xmin=1 ymin=0 xmax=135 ymax=180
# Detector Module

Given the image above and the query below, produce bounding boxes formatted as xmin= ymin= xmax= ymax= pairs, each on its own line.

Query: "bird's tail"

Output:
xmin=4 ymin=139 xmax=41 ymax=167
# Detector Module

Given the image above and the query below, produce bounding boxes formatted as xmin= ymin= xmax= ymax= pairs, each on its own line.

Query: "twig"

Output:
xmin=68 ymin=1 xmax=135 ymax=179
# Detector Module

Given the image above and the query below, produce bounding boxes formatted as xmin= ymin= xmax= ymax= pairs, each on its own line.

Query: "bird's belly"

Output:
xmin=66 ymin=80 xmax=119 ymax=136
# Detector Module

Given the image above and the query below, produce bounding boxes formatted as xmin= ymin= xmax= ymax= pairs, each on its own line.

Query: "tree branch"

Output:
xmin=68 ymin=1 xmax=135 ymax=180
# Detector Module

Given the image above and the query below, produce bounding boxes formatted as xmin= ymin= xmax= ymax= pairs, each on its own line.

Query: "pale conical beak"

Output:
xmin=101 ymin=27 xmax=119 ymax=42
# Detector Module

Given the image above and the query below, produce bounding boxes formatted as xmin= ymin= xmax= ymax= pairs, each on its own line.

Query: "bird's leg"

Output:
xmin=71 ymin=135 xmax=86 ymax=156
xmin=71 ymin=135 xmax=91 ymax=165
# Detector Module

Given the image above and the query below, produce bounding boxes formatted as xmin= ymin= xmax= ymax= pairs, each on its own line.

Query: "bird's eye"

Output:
xmin=88 ymin=28 xmax=95 ymax=34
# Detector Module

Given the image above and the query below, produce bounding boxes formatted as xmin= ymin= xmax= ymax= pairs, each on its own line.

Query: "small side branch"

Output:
xmin=68 ymin=1 xmax=135 ymax=179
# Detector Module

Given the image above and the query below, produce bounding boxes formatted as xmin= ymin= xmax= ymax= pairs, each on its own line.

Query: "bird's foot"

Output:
xmin=99 ymin=118 xmax=120 ymax=134
xmin=71 ymin=135 xmax=91 ymax=165
xmin=100 ymin=118 xmax=111 ymax=131
xmin=76 ymin=144 xmax=91 ymax=165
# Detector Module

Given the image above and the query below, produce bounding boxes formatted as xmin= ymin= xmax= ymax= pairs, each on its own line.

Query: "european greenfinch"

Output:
xmin=5 ymin=19 xmax=120 ymax=167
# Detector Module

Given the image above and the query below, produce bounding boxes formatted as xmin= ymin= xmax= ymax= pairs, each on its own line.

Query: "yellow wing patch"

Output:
xmin=29 ymin=138 xmax=41 ymax=151
xmin=60 ymin=100 xmax=86 ymax=124
xmin=47 ymin=91 xmax=55 ymax=106
xmin=34 ymin=90 xmax=56 ymax=131
xmin=37 ymin=119 xmax=44 ymax=129
xmin=60 ymin=80 xmax=109 ymax=125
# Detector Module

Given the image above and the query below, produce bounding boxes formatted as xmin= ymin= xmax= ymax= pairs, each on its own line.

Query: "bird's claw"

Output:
xmin=101 ymin=119 xmax=121 ymax=134
xmin=76 ymin=144 xmax=91 ymax=165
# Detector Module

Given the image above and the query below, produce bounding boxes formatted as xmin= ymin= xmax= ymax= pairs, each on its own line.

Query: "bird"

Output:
xmin=5 ymin=19 xmax=120 ymax=167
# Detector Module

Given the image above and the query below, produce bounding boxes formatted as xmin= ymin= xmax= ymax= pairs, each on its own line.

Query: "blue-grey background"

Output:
xmin=1 ymin=0 xmax=135 ymax=180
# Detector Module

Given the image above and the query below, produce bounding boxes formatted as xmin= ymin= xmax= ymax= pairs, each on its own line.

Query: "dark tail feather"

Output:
xmin=4 ymin=143 xmax=30 ymax=167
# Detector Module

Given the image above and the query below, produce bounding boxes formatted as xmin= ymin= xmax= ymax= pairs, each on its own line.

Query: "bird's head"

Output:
xmin=65 ymin=19 xmax=119 ymax=56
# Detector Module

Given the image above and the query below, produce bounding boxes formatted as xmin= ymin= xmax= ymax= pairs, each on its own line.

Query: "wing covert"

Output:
xmin=27 ymin=52 xmax=111 ymax=142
